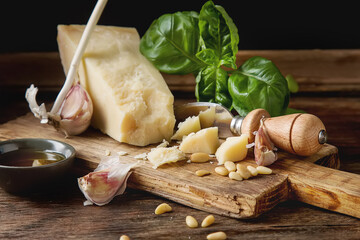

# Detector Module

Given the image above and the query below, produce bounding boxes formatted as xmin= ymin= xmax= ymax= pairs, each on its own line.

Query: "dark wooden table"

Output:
xmin=0 ymin=51 xmax=359 ymax=239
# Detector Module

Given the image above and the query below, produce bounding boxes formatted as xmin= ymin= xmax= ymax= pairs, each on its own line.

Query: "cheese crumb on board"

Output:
xmin=179 ymin=127 xmax=219 ymax=154
xmin=117 ymin=151 xmax=128 ymax=156
xmin=147 ymin=146 xmax=186 ymax=169
xmin=134 ymin=153 xmax=148 ymax=160
xmin=57 ymin=25 xmax=175 ymax=146
xmin=215 ymin=134 xmax=249 ymax=164
xmin=171 ymin=116 xmax=201 ymax=140
xmin=156 ymin=139 xmax=170 ymax=148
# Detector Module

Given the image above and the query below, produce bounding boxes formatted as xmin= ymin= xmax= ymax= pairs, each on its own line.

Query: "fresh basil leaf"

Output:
xmin=195 ymin=65 xmax=232 ymax=109
xmin=196 ymin=0 xmax=239 ymax=69
xmin=228 ymin=56 xmax=290 ymax=117
xmin=285 ymin=74 xmax=299 ymax=93
xmin=140 ymin=11 xmax=204 ymax=74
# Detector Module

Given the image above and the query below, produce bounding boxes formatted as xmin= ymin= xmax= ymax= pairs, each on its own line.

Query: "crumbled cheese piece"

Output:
xmin=147 ymin=146 xmax=186 ymax=169
xmin=105 ymin=149 xmax=111 ymax=156
xmin=198 ymin=107 xmax=215 ymax=128
xmin=117 ymin=151 xmax=128 ymax=156
xmin=156 ymin=139 xmax=169 ymax=148
xmin=171 ymin=116 xmax=201 ymax=140
xmin=134 ymin=153 xmax=148 ymax=160
xmin=215 ymin=134 xmax=249 ymax=164
xmin=179 ymin=127 xmax=219 ymax=154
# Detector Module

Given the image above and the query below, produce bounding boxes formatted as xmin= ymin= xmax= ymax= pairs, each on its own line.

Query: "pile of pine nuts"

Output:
xmin=217 ymin=162 xmax=272 ymax=180
xmin=191 ymin=152 xmax=273 ymax=181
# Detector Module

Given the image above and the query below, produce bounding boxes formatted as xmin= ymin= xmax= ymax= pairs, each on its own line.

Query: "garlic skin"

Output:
xmin=78 ymin=155 xmax=136 ymax=206
xmin=254 ymin=119 xmax=278 ymax=166
xmin=25 ymin=83 xmax=93 ymax=137
xmin=78 ymin=170 xmax=129 ymax=206
xmin=55 ymin=83 xmax=93 ymax=136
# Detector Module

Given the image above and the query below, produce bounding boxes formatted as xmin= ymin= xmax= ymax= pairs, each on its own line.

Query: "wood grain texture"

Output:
xmin=1 ymin=51 xmax=360 ymax=239
xmin=2 ymin=113 xmax=358 ymax=219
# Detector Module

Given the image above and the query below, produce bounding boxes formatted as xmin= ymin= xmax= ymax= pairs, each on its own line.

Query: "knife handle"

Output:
xmin=237 ymin=109 xmax=327 ymax=156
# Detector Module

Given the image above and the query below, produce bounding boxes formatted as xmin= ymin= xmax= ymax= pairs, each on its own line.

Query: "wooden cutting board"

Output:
xmin=1 ymin=113 xmax=359 ymax=219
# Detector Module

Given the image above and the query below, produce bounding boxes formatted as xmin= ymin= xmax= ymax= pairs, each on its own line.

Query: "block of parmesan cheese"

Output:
xmin=57 ymin=25 xmax=175 ymax=146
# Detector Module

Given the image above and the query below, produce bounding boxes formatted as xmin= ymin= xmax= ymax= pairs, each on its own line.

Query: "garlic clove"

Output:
xmin=78 ymin=156 xmax=136 ymax=206
xmin=60 ymin=84 xmax=87 ymax=119
xmin=78 ymin=170 xmax=126 ymax=206
xmin=55 ymin=83 xmax=93 ymax=136
xmin=25 ymin=83 xmax=93 ymax=137
xmin=254 ymin=119 xmax=278 ymax=166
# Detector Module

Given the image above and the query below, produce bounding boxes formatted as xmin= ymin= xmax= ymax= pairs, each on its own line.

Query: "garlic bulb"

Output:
xmin=25 ymin=82 xmax=93 ymax=137
xmin=254 ymin=118 xmax=278 ymax=166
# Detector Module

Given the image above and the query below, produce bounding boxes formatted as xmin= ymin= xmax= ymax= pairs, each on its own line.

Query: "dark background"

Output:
xmin=1 ymin=0 xmax=359 ymax=53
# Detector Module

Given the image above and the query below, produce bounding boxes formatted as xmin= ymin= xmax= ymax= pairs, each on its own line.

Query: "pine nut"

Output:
xmin=247 ymin=165 xmax=258 ymax=176
xmin=228 ymin=171 xmax=243 ymax=181
xmin=155 ymin=203 xmax=172 ymax=215
xmin=119 ymin=235 xmax=130 ymax=240
xmin=190 ymin=152 xmax=210 ymax=163
xmin=196 ymin=169 xmax=210 ymax=177
xmin=201 ymin=214 xmax=215 ymax=227
xmin=207 ymin=231 xmax=227 ymax=240
xmin=215 ymin=166 xmax=229 ymax=176
xmin=236 ymin=164 xmax=252 ymax=179
xmin=256 ymin=166 xmax=272 ymax=174
xmin=224 ymin=161 xmax=236 ymax=172
xmin=186 ymin=215 xmax=198 ymax=228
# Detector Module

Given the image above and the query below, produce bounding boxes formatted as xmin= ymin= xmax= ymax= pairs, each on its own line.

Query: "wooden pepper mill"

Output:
xmin=230 ymin=109 xmax=327 ymax=156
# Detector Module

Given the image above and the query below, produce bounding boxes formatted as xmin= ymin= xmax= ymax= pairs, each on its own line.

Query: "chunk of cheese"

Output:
xmin=147 ymin=146 xmax=186 ymax=169
xmin=171 ymin=116 xmax=201 ymax=140
xmin=179 ymin=127 xmax=219 ymax=154
xmin=57 ymin=25 xmax=175 ymax=146
xmin=198 ymin=107 xmax=215 ymax=128
xmin=215 ymin=134 xmax=249 ymax=164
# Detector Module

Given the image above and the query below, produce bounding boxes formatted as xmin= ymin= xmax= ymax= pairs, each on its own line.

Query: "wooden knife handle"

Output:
xmin=240 ymin=109 xmax=327 ymax=156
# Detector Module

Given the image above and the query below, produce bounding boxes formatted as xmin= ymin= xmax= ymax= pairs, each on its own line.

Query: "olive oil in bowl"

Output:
xmin=0 ymin=149 xmax=65 ymax=167
xmin=0 ymin=138 xmax=75 ymax=193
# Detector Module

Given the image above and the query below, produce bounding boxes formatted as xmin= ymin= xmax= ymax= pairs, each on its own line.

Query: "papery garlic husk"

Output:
xmin=54 ymin=83 xmax=93 ymax=136
xmin=25 ymin=82 xmax=93 ymax=137
xmin=254 ymin=119 xmax=278 ymax=166
xmin=78 ymin=155 xmax=137 ymax=206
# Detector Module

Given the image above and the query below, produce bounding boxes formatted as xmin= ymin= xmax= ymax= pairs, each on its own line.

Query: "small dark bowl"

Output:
xmin=0 ymin=138 xmax=75 ymax=193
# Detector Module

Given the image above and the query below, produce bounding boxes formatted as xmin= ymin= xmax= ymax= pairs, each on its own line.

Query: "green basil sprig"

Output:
xmin=140 ymin=0 xmax=294 ymax=117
